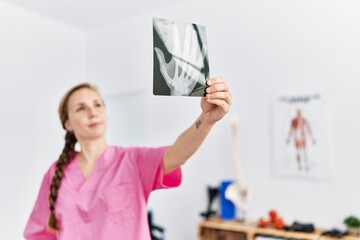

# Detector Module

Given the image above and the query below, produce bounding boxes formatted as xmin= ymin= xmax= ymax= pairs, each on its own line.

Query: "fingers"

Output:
xmin=205 ymin=98 xmax=231 ymax=113
xmin=205 ymin=77 xmax=232 ymax=105
xmin=206 ymin=77 xmax=231 ymax=95
xmin=207 ymin=76 xmax=226 ymax=86
xmin=155 ymin=47 xmax=173 ymax=85
xmin=172 ymin=25 xmax=181 ymax=54
xmin=154 ymin=47 xmax=166 ymax=66
xmin=205 ymin=91 xmax=232 ymax=106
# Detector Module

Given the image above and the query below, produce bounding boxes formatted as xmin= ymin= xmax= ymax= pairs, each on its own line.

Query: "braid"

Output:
xmin=47 ymin=131 xmax=77 ymax=231
xmin=47 ymin=82 xmax=101 ymax=232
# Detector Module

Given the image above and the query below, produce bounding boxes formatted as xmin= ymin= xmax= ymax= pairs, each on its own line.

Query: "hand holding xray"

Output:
xmin=154 ymin=24 xmax=207 ymax=96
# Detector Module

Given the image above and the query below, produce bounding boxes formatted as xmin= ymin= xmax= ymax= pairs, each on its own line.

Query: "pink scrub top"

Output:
xmin=23 ymin=146 xmax=182 ymax=240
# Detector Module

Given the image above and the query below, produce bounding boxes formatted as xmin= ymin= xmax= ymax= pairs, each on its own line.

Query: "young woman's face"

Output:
xmin=65 ymin=88 xmax=107 ymax=141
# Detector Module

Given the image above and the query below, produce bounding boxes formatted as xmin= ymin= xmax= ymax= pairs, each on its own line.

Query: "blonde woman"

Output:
xmin=23 ymin=77 xmax=231 ymax=239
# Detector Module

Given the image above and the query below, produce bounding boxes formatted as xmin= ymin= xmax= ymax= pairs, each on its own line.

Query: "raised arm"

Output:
xmin=163 ymin=77 xmax=231 ymax=174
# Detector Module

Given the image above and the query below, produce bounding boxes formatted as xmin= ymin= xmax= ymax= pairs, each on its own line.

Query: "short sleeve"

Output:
xmin=23 ymin=169 xmax=57 ymax=240
xmin=136 ymin=146 xmax=182 ymax=198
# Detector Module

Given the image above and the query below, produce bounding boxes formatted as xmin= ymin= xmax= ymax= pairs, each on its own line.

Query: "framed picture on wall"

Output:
xmin=271 ymin=93 xmax=332 ymax=180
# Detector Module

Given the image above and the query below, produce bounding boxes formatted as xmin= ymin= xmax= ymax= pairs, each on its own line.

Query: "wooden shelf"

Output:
xmin=198 ymin=218 xmax=360 ymax=240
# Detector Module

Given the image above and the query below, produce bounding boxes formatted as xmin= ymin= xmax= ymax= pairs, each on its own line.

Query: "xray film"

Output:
xmin=153 ymin=18 xmax=209 ymax=96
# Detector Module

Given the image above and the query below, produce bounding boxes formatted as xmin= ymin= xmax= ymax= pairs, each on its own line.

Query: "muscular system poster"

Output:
xmin=271 ymin=94 xmax=332 ymax=180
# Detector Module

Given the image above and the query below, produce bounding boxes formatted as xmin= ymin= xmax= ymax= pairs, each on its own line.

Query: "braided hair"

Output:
xmin=47 ymin=83 xmax=100 ymax=231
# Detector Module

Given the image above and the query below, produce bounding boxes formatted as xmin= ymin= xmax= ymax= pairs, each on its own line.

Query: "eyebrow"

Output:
xmin=74 ymin=99 xmax=102 ymax=106
xmin=75 ymin=99 xmax=102 ymax=105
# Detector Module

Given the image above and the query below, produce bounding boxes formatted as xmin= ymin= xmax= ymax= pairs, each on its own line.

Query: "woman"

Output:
xmin=23 ymin=77 xmax=231 ymax=239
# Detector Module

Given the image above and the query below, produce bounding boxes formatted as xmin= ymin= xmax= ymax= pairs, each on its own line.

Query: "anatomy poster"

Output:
xmin=153 ymin=17 xmax=209 ymax=96
xmin=271 ymin=94 xmax=332 ymax=180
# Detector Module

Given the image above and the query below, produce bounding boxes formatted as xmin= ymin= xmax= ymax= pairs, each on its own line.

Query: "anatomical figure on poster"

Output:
xmin=272 ymin=94 xmax=332 ymax=180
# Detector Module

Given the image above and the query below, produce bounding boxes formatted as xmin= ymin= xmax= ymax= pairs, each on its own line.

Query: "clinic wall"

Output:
xmin=0 ymin=2 xmax=88 ymax=239
xmin=88 ymin=0 xmax=360 ymax=239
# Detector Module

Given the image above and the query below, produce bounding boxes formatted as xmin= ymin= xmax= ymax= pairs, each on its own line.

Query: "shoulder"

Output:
xmin=41 ymin=160 xmax=57 ymax=185
xmin=46 ymin=161 xmax=57 ymax=177
xmin=109 ymin=145 xmax=169 ymax=159
xmin=123 ymin=145 xmax=169 ymax=154
xmin=43 ymin=152 xmax=77 ymax=182
xmin=109 ymin=145 xmax=164 ymax=153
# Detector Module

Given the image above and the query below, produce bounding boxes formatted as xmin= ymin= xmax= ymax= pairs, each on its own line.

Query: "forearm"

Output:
xmin=163 ymin=113 xmax=214 ymax=173
xmin=163 ymin=77 xmax=232 ymax=174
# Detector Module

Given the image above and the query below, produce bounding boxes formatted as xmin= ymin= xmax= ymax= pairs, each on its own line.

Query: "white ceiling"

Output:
xmin=1 ymin=0 xmax=182 ymax=30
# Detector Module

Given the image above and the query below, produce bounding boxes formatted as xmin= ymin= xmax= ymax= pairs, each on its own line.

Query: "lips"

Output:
xmin=89 ymin=122 xmax=101 ymax=128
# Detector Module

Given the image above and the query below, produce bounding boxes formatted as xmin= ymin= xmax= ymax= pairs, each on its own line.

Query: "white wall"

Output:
xmin=0 ymin=2 xmax=88 ymax=239
xmin=1 ymin=0 xmax=359 ymax=239
xmin=88 ymin=0 xmax=360 ymax=239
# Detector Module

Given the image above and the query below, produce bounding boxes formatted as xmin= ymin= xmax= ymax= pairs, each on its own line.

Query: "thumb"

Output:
xmin=154 ymin=47 xmax=166 ymax=66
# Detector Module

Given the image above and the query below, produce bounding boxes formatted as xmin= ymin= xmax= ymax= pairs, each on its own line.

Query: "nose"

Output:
xmin=88 ymin=107 xmax=98 ymax=119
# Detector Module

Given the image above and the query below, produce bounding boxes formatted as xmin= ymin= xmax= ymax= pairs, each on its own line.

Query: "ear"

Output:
xmin=64 ymin=120 xmax=74 ymax=132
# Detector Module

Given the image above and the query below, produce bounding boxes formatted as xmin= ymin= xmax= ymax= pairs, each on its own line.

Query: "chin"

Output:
xmin=83 ymin=130 xmax=106 ymax=140
xmin=85 ymin=135 xmax=106 ymax=142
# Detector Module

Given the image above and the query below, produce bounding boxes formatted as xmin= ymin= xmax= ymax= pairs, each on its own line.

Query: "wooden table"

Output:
xmin=198 ymin=218 xmax=360 ymax=240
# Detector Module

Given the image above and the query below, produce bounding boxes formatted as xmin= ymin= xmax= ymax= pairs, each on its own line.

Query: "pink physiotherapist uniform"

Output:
xmin=23 ymin=146 xmax=182 ymax=240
